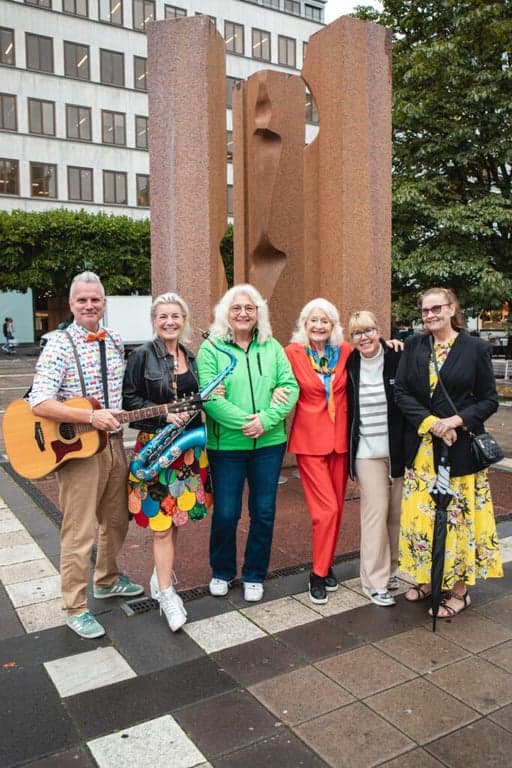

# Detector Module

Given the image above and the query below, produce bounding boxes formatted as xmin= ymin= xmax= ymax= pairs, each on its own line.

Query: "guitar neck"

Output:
xmin=117 ymin=404 xmax=170 ymax=425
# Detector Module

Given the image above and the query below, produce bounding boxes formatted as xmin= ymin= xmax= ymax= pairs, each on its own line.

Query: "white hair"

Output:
xmin=150 ymin=292 xmax=192 ymax=345
xmin=290 ymin=298 xmax=344 ymax=346
xmin=209 ymin=284 xmax=273 ymax=344
xmin=69 ymin=271 xmax=105 ymax=299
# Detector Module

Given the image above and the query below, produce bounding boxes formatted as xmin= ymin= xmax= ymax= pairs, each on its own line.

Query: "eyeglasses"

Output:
xmin=230 ymin=304 xmax=257 ymax=315
xmin=351 ymin=327 xmax=377 ymax=340
xmin=421 ymin=303 xmax=451 ymax=318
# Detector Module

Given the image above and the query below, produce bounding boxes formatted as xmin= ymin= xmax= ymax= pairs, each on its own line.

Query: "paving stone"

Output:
xmin=174 ymin=690 xmax=278 ymax=758
xmin=427 ymin=717 xmax=512 ymax=768
xmin=87 ymin=714 xmax=206 ymax=768
xmin=276 ymin=615 xmax=364 ymax=662
xmin=0 ymin=583 xmax=24 ymax=640
xmin=0 ymin=515 xmax=24 ymax=533
xmin=0 ymin=557 xmax=58 ymax=585
xmin=429 ymin=656 xmax=512 ymax=714
xmin=432 ymin=609 xmax=512 ymax=652
xmin=476 ymin=594 xmax=512 ymax=630
xmin=378 ymin=748 xmax=446 ymax=767
xmin=100 ymin=605 xmax=205 ymax=675
xmin=21 ymin=747 xmax=96 ymax=767
xmin=213 ymin=730 xmax=329 ymax=767
xmin=499 ymin=535 xmax=512 ymax=564
xmin=0 ymin=623 xmax=109 ymax=667
xmin=17 ymin=597 xmax=67 ymax=632
xmin=365 ymin=678 xmax=478 ymax=744
xmin=6 ymin=574 xmax=61 ymax=607
xmin=295 ymin=701 xmax=414 ymax=768
xmin=184 ymin=611 xmax=265 ymax=653
xmin=479 ymin=639 xmax=512 ymax=673
xmin=66 ymin=656 xmax=238 ymax=739
xmin=212 ymin=634 xmax=306 ymax=686
xmin=0 ymin=528 xmax=34 ymax=548
xmin=0 ymin=541 xmax=46 ymax=566
xmin=249 ymin=664 xmax=354 ymax=725
xmin=374 ymin=626 xmax=470 ymax=673
xmin=45 ymin=646 xmax=137 ymax=697
xmin=315 ymin=645 xmax=417 ymax=698
xmin=488 ymin=703 xmax=512 ymax=733
xmin=0 ymin=664 xmax=80 ymax=767
xmin=294 ymin=585 xmax=368 ymax=616
xmin=328 ymin=599 xmax=422 ymax=643
xmin=241 ymin=596 xmax=320 ymax=633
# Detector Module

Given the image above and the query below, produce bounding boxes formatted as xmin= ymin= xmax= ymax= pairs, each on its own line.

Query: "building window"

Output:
xmin=64 ymin=41 xmax=90 ymax=79
xmin=225 ymin=21 xmax=243 ymax=55
xmin=252 ymin=29 xmax=270 ymax=62
xmin=226 ymin=76 xmax=241 ymax=109
xmin=135 ymin=115 xmax=148 ymax=149
xmin=164 ymin=4 xmax=186 ymax=18
xmin=134 ymin=56 xmax=147 ymax=90
xmin=262 ymin=0 xmax=279 ymax=7
xmin=278 ymin=35 xmax=296 ymax=67
xmin=66 ymin=104 xmax=92 ymax=141
xmin=133 ymin=0 xmax=155 ymax=31
xmin=195 ymin=12 xmax=216 ymax=26
xmin=104 ymin=170 xmax=127 ymax=204
xmin=63 ymin=0 xmax=88 ymax=15
xmin=28 ymin=98 xmax=55 ymax=136
xmin=99 ymin=0 xmax=123 ymax=25
xmin=0 ymin=94 xmax=17 ymax=131
xmin=1 ymin=28 xmax=15 ymax=66
xmin=30 ymin=162 xmax=57 ymax=198
xmin=102 ymin=110 xmax=126 ymax=145
xmin=305 ymin=89 xmax=319 ymax=124
xmin=0 ymin=159 xmax=19 ymax=195
xmin=100 ymin=49 xmax=124 ymax=86
xmin=26 ymin=34 xmax=53 ymax=73
xmin=227 ymin=184 xmax=233 ymax=216
xmin=136 ymin=174 xmax=149 ymax=206
xmin=68 ymin=166 xmax=93 ymax=201
xmin=305 ymin=4 xmax=322 ymax=21
xmin=303 ymin=41 xmax=308 ymax=61
xmin=284 ymin=0 xmax=300 ymax=14
xmin=25 ymin=0 xmax=51 ymax=7
xmin=227 ymin=130 xmax=233 ymax=162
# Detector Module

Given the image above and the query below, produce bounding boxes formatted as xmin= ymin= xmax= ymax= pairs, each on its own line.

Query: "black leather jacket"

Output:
xmin=122 ymin=337 xmax=200 ymax=432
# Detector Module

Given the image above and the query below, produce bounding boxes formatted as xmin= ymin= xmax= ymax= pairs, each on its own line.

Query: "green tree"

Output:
xmin=0 ymin=209 xmax=151 ymax=296
xmin=356 ymin=1 xmax=512 ymax=320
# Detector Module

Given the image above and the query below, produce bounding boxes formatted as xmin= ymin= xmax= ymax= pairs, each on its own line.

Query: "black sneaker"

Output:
xmin=309 ymin=572 xmax=328 ymax=604
xmin=324 ymin=567 xmax=338 ymax=592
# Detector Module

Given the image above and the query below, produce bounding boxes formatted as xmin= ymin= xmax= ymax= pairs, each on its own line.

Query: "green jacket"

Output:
xmin=196 ymin=335 xmax=299 ymax=450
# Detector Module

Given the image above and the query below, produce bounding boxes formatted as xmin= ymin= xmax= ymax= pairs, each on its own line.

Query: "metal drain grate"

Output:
xmin=121 ymin=596 xmax=159 ymax=616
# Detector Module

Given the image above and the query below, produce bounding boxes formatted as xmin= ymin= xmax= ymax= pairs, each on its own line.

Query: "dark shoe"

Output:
xmin=404 ymin=584 xmax=432 ymax=602
xmin=309 ymin=572 xmax=328 ymax=605
xmin=324 ymin=567 xmax=338 ymax=592
xmin=429 ymin=590 xmax=471 ymax=619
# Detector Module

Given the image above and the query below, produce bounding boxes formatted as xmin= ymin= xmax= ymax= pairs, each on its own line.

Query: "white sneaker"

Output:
xmin=244 ymin=582 xmax=264 ymax=602
xmin=158 ymin=586 xmax=187 ymax=632
xmin=151 ymin=569 xmax=186 ymax=615
xmin=209 ymin=577 xmax=230 ymax=597
xmin=362 ymin=586 xmax=396 ymax=607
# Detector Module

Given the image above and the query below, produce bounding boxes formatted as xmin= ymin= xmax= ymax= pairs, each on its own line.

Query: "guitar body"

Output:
xmin=3 ymin=397 xmax=107 ymax=479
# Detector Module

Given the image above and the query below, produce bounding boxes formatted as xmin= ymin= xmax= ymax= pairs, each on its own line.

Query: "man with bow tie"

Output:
xmin=30 ymin=271 xmax=143 ymax=639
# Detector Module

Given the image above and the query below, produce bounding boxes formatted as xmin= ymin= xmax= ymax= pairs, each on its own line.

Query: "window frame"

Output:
xmin=66 ymin=104 xmax=92 ymax=142
xmin=28 ymin=97 xmax=56 ymax=136
xmin=99 ymin=0 xmax=123 ymax=25
xmin=100 ymin=48 xmax=125 ymax=86
xmin=68 ymin=165 xmax=93 ymax=201
xmin=26 ymin=33 xmax=54 ymax=73
xmin=224 ymin=21 xmax=244 ymax=56
xmin=101 ymin=109 xmax=126 ymax=146
xmin=278 ymin=34 xmax=296 ymax=68
xmin=284 ymin=0 xmax=300 ymax=14
xmin=0 ymin=158 xmax=19 ymax=195
xmin=0 ymin=28 xmax=15 ymax=66
xmin=30 ymin=162 xmax=58 ymax=199
xmin=136 ymin=173 xmax=149 ymax=206
xmin=103 ymin=169 xmax=127 ymax=205
xmin=134 ymin=56 xmax=147 ymax=91
xmin=62 ymin=0 xmax=88 ymax=16
xmin=63 ymin=40 xmax=90 ymax=80
xmin=135 ymin=115 xmax=148 ymax=149
xmin=164 ymin=4 xmax=186 ymax=18
xmin=226 ymin=76 xmax=242 ymax=109
xmin=0 ymin=93 xmax=17 ymax=131
xmin=252 ymin=28 xmax=271 ymax=62
xmin=132 ymin=0 xmax=155 ymax=31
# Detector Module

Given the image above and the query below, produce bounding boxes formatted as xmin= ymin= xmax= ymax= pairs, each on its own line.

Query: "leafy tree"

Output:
xmin=220 ymin=223 xmax=234 ymax=287
xmin=355 ymin=1 xmax=512 ymax=321
xmin=0 ymin=209 xmax=151 ymax=296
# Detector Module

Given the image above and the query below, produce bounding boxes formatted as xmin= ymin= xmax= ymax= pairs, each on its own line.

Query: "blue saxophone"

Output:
xmin=129 ymin=333 xmax=237 ymax=481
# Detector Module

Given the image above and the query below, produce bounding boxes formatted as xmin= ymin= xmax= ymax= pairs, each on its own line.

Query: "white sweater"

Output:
xmin=356 ymin=346 xmax=389 ymax=460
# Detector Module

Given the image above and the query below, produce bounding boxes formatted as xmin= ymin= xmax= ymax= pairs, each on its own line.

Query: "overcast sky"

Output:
xmin=324 ymin=0 xmax=382 ymax=23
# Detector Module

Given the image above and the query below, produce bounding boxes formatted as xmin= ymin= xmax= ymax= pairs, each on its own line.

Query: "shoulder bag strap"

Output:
xmin=429 ymin=335 xmax=457 ymax=417
xmin=64 ymin=331 xmax=87 ymax=397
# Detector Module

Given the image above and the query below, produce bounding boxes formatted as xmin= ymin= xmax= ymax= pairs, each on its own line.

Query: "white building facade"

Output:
xmin=0 ymin=0 xmax=324 ymax=220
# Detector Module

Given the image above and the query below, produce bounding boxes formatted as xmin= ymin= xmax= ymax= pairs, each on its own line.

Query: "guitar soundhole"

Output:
xmin=59 ymin=423 xmax=77 ymax=441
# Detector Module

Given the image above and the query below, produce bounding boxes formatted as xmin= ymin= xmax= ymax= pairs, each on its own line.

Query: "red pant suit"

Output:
xmin=285 ymin=342 xmax=351 ymax=578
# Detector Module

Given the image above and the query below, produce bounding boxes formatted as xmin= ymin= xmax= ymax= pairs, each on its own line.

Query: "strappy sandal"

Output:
xmin=429 ymin=590 xmax=471 ymax=619
xmin=405 ymin=584 xmax=432 ymax=602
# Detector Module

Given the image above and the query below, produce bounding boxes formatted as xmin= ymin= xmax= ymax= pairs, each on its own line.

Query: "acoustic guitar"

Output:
xmin=2 ymin=395 xmax=203 ymax=480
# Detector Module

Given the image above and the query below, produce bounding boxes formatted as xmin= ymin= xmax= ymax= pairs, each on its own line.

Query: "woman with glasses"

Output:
xmin=346 ymin=311 xmax=405 ymax=607
xmin=395 ymin=287 xmax=502 ymax=619
xmin=196 ymin=284 xmax=298 ymax=602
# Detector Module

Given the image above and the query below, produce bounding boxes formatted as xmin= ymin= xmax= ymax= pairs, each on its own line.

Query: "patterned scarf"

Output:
xmin=306 ymin=344 xmax=339 ymax=422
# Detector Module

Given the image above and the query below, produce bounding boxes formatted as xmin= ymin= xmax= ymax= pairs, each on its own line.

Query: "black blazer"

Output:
xmin=394 ymin=331 xmax=499 ymax=476
xmin=346 ymin=341 xmax=405 ymax=480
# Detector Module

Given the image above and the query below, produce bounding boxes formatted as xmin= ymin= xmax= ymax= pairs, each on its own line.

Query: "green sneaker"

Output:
xmin=66 ymin=611 xmax=105 ymax=639
xmin=93 ymin=574 xmax=144 ymax=599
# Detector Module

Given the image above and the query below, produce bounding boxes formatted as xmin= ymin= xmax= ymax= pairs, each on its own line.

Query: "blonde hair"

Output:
xmin=348 ymin=310 xmax=379 ymax=337
xmin=418 ymin=287 xmax=465 ymax=332
xmin=290 ymin=298 xmax=344 ymax=346
xmin=209 ymin=284 xmax=273 ymax=344
xmin=150 ymin=292 xmax=192 ymax=344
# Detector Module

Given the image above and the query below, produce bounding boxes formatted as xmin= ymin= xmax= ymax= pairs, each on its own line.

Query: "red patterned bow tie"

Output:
xmin=85 ymin=330 xmax=107 ymax=343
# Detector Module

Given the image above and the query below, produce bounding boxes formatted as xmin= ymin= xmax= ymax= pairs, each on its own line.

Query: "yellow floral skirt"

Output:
xmin=399 ymin=435 xmax=503 ymax=589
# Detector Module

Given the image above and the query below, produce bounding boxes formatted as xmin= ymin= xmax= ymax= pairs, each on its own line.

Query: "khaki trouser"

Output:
xmin=355 ymin=457 xmax=403 ymax=591
xmin=57 ymin=435 xmax=129 ymax=615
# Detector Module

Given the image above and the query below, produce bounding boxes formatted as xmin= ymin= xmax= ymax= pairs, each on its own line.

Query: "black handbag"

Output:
xmin=429 ymin=336 xmax=503 ymax=470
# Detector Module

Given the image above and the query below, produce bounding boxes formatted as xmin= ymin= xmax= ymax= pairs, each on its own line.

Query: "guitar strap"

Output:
xmin=98 ymin=340 xmax=109 ymax=409
xmin=64 ymin=331 xmax=87 ymax=397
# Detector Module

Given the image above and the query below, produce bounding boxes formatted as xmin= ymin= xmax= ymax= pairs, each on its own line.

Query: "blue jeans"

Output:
xmin=208 ymin=442 xmax=286 ymax=584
